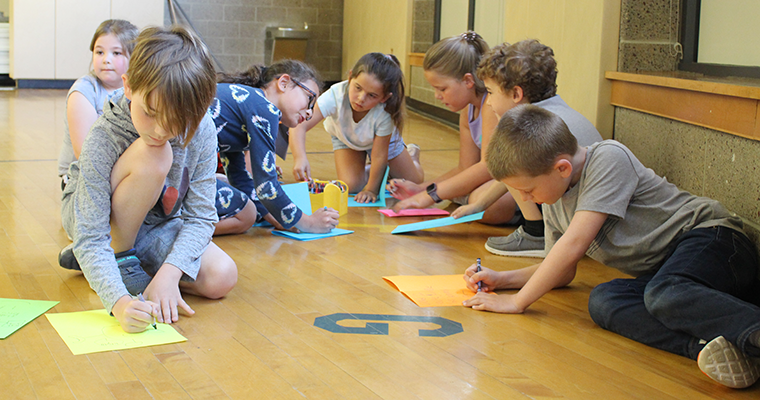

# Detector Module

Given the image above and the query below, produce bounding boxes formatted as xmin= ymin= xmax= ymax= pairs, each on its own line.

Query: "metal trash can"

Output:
xmin=265 ymin=26 xmax=310 ymax=65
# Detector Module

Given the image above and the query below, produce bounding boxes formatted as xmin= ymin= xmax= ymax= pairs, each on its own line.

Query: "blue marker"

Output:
xmin=138 ymin=293 xmax=157 ymax=330
xmin=476 ymin=258 xmax=482 ymax=292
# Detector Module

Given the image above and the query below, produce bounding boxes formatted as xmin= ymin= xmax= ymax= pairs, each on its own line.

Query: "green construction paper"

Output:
xmin=0 ymin=298 xmax=59 ymax=339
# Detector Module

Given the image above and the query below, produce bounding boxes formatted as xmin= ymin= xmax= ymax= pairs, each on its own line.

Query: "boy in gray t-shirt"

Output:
xmin=463 ymin=104 xmax=760 ymax=389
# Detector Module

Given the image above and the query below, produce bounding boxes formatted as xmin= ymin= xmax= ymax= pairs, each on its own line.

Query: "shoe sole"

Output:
xmin=485 ymin=243 xmax=546 ymax=258
xmin=697 ymin=336 xmax=760 ymax=389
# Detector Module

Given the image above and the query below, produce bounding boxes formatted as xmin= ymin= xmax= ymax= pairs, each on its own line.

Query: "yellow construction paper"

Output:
xmin=383 ymin=275 xmax=477 ymax=307
xmin=46 ymin=309 xmax=187 ymax=355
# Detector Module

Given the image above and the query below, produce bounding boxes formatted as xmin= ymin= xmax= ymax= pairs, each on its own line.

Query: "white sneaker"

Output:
xmin=698 ymin=336 xmax=760 ymax=388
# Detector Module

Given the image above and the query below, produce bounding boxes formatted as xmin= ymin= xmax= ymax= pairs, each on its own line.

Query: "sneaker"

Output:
xmin=58 ymin=243 xmax=81 ymax=270
xmin=485 ymin=226 xmax=546 ymax=258
xmin=698 ymin=336 xmax=760 ymax=389
xmin=406 ymin=143 xmax=421 ymax=161
xmin=116 ymin=249 xmax=152 ymax=296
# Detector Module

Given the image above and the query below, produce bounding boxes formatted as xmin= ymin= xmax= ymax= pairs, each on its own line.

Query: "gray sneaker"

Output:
xmin=698 ymin=336 xmax=760 ymax=389
xmin=58 ymin=243 xmax=81 ymax=270
xmin=116 ymin=249 xmax=152 ymax=296
xmin=485 ymin=226 xmax=545 ymax=258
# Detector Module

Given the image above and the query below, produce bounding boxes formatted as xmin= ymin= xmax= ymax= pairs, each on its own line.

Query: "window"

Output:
xmin=680 ymin=0 xmax=760 ymax=78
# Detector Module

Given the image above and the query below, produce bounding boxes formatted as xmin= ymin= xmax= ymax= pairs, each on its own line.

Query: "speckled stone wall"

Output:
xmin=165 ymin=0 xmax=344 ymax=81
xmin=615 ymin=1 xmax=760 ymax=242
xmin=409 ymin=0 xmax=438 ymax=108
xmin=618 ymin=0 xmax=681 ymax=72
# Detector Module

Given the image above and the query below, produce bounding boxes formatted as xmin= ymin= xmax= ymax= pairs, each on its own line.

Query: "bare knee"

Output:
xmin=201 ymin=256 xmax=238 ymax=299
xmin=194 ymin=244 xmax=238 ymax=299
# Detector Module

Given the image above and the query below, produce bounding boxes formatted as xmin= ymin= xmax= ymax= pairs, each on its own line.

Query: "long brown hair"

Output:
xmin=349 ymin=53 xmax=406 ymax=134
xmin=217 ymin=59 xmax=322 ymax=90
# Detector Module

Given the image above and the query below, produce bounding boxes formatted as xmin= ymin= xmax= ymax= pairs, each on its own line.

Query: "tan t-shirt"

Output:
xmin=543 ymin=140 xmax=743 ymax=277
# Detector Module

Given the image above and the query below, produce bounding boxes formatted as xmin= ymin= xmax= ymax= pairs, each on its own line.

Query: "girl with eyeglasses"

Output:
xmin=211 ymin=59 xmax=340 ymax=234
xmin=290 ymin=53 xmax=424 ymax=203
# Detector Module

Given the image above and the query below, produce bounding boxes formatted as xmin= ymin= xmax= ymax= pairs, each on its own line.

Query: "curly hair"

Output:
xmin=477 ymin=39 xmax=557 ymax=103
xmin=486 ymin=105 xmax=577 ymax=179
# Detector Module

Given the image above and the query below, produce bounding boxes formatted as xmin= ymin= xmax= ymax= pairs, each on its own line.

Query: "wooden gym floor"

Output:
xmin=0 ymin=88 xmax=757 ymax=399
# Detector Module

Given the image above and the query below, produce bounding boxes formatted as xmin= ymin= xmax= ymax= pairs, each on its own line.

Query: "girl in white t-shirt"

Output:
xmin=290 ymin=53 xmax=424 ymax=203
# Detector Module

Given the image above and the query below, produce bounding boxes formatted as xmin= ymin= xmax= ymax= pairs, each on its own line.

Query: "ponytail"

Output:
xmin=350 ymin=53 xmax=406 ymax=134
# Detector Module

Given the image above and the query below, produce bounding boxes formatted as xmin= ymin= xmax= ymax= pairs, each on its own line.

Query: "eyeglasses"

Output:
xmin=291 ymin=78 xmax=317 ymax=119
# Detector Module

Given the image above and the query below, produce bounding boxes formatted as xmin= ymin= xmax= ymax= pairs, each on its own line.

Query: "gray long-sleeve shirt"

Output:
xmin=61 ymin=90 xmax=219 ymax=312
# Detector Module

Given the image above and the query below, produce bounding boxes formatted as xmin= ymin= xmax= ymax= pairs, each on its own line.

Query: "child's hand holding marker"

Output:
xmin=112 ymin=294 xmax=159 ymax=333
xmin=138 ymin=293 xmax=157 ymax=330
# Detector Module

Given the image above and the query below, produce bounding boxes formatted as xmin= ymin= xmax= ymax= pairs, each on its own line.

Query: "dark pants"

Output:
xmin=588 ymin=226 xmax=760 ymax=360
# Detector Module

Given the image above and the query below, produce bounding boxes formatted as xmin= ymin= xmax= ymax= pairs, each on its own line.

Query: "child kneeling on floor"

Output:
xmin=464 ymin=104 xmax=760 ymax=389
xmin=59 ymin=26 xmax=237 ymax=333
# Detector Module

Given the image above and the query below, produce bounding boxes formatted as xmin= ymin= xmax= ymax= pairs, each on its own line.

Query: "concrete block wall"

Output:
xmin=166 ymin=0 xmax=344 ymax=82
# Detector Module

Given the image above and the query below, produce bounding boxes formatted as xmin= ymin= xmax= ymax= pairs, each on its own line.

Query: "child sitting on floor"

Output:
xmin=450 ymin=39 xmax=602 ymax=257
xmin=59 ymin=26 xmax=237 ymax=333
xmin=464 ymin=104 xmax=760 ymax=389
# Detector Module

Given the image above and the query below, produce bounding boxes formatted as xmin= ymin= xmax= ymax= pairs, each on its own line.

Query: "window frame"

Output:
xmin=679 ymin=0 xmax=760 ymax=78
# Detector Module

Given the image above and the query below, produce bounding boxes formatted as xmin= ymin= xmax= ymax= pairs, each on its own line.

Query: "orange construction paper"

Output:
xmin=383 ymin=275 xmax=477 ymax=307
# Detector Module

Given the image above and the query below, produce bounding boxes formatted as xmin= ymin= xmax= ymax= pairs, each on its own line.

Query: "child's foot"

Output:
xmin=485 ymin=226 xmax=546 ymax=258
xmin=58 ymin=243 xmax=81 ymax=270
xmin=698 ymin=336 xmax=760 ymax=388
xmin=116 ymin=249 xmax=152 ymax=296
xmin=407 ymin=143 xmax=421 ymax=162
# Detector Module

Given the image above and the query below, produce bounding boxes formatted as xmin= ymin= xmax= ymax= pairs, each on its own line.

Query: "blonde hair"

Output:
xmin=349 ymin=53 xmax=406 ymax=134
xmin=423 ymin=31 xmax=489 ymax=95
xmin=90 ymin=19 xmax=139 ymax=57
xmin=486 ymin=104 xmax=578 ymax=179
xmin=126 ymin=25 xmax=216 ymax=147
xmin=477 ymin=40 xmax=557 ymax=103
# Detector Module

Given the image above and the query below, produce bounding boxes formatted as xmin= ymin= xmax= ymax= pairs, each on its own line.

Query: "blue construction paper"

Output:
xmin=348 ymin=167 xmax=390 ymax=208
xmin=282 ymin=182 xmax=312 ymax=215
xmin=271 ymin=228 xmax=353 ymax=241
xmin=391 ymin=212 xmax=485 ymax=234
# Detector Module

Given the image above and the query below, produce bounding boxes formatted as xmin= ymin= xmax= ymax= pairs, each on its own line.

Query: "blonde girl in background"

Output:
xmin=389 ymin=32 xmax=519 ymax=224
xmin=290 ymin=53 xmax=424 ymax=203
xmin=58 ymin=19 xmax=139 ymax=187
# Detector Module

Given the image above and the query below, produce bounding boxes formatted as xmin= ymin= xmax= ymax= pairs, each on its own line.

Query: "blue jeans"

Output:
xmin=588 ymin=226 xmax=760 ymax=360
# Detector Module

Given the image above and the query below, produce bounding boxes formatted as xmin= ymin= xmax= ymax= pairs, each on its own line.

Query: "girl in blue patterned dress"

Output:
xmin=212 ymin=60 xmax=340 ymax=234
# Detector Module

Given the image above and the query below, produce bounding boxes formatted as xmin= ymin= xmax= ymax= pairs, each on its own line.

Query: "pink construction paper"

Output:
xmin=378 ymin=208 xmax=450 ymax=218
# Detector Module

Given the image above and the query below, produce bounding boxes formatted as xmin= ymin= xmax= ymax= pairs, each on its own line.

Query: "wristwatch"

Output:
xmin=426 ymin=183 xmax=442 ymax=203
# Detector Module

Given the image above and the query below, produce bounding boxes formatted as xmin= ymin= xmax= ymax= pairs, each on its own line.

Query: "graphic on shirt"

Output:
xmin=217 ymin=185 xmax=234 ymax=209
xmin=251 ymin=115 xmax=272 ymax=140
xmin=160 ymin=167 xmax=189 ymax=217
xmin=215 ymin=121 xmax=227 ymax=135
xmin=281 ymin=202 xmax=298 ymax=225
xmin=218 ymin=143 xmax=232 ymax=153
xmin=209 ymin=98 xmax=221 ymax=119
xmin=268 ymin=103 xmax=279 ymax=117
xmin=262 ymin=151 xmax=276 ymax=174
xmin=256 ymin=181 xmax=278 ymax=201
xmin=230 ymin=85 xmax=250 ymax=103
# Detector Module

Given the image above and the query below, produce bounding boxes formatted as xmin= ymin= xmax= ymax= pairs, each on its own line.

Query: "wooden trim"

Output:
xmin=409 ymin=53 xmax=425 ymax=68
xmin=606 ymin=71 xmax=760 ymax=141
